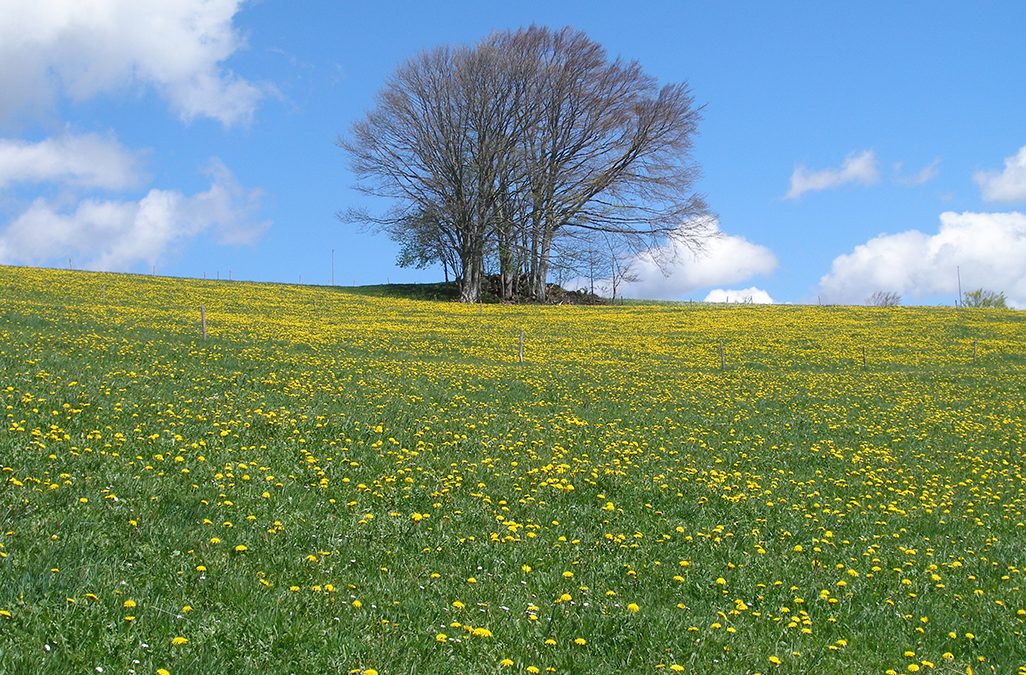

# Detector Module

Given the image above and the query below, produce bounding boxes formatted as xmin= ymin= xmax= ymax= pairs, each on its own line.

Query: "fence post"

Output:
xmin=719 ymin=340 xmax=725 ymax=370
xmin=201 ymin=305 xmax=207 ymax=340
xmin=518 ymin=329 xmax=524 ymax=365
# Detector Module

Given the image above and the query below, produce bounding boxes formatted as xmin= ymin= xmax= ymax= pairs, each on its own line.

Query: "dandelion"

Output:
xmin=170 ymin=636 xmax=188 ymax=646
xmin=627 ymin=603 xmax=640 ymax=613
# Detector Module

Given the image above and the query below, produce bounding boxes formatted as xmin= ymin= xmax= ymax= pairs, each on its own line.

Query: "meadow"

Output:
xmin=1 ymin=264 xmax=1025 ymax=674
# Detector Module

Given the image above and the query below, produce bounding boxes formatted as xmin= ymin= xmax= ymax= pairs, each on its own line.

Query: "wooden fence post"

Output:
xmin=719 ymin=340 xmax=725 ymax=370
xmin=201 ymin=305 xmax=207 ymax=340
xmin=518 ymin=329 xmax=524 ymax=365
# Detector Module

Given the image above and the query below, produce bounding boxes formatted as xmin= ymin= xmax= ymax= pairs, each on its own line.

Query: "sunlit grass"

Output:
xmin=1 ymin=265 xmax=1025 ymax=673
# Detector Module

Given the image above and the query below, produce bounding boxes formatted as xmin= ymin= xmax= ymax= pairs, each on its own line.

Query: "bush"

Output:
xmin=962 ymin=289 xmax=1007 ymax=309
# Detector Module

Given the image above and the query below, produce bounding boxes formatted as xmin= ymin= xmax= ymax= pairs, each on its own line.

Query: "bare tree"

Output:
xmin=867 ymin=291 xmax=901 ymax=307
xmin=490 ymin=26 xmax=710 ymax=301
xmin=340 ymin=25 xmax=711 ymax=302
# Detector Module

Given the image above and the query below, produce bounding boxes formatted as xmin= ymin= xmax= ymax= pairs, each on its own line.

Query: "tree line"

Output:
xmin=339 ymin=25 xmax=712 ymax=302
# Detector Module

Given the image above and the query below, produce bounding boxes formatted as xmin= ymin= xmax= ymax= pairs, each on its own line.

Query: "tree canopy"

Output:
xmin=340 ymin=25 xmax=711 ymax=302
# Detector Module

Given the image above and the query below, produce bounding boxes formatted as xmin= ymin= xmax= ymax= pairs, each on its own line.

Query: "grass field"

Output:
xmin=1 ymin=265 xmax=1025 ymax=674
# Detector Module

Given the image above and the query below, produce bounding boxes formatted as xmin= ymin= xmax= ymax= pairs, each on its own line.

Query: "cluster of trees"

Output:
xmin=339 ymin=26 xmax=711 ymax=302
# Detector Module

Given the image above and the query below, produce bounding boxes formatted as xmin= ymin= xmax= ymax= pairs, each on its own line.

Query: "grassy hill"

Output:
xmin=1 ymin=265 xmax=1025 ymax=673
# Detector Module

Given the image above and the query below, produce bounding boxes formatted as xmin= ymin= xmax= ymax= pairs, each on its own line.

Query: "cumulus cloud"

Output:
xmin=0 ymin=0 xmax=263 ymax=126
xmin=579 ymin=217 xmax=777 ymax=300
xmin=785 ymin=150 xmax=879 ymax=200
xmin=817 ymin=211 xmax=1026 ymax=307
xmin=703 ymin=287 xmax=774 ymax=304
xmin=893 ymin=158 xmax=941 ymax=187
xmin=0 ymin=159 xmax=267 ymax=271
xmin=975 ymin=144 xmax=1026 ymax=203
xmin=0 ymin=133 xmax=146 ymax=190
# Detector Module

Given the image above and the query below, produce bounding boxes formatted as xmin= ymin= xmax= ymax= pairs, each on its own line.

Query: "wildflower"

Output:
xmin=627 ymin=603 xmax=640 ymax=613
xmin=170 ymin=636 xmax=188 ymax=646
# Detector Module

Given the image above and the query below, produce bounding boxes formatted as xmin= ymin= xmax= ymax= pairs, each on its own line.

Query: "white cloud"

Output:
xmin=975 ymin=144 xmax=1026 ymax=203
xmin=0 ymin=0 xmax=263 ymax=126
xmin=785 ymin=150 xmax=880 ymax=200
xmin=703 ymin=287 xmax=774 ymax=304
xmin=0 ymin=133 xmax=146 ymax=190
xmin=894 ymin=158 xmax=941 ymax=187
xmin=0 ymin=159 xmax=267 ymax=270
xmin=587 ymin=217 xmax=777 ymax=300
xmin=817 ymin=211 xmax=1026 ymax=307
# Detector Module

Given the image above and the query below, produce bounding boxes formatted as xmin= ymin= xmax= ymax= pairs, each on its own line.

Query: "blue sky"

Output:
xmin=2 ymin=1 xmax=1026 ymax=306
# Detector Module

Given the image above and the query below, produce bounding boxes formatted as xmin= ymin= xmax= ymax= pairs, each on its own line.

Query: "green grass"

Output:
xmin=1 ymin=265 xmax=1025 ymax=674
